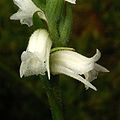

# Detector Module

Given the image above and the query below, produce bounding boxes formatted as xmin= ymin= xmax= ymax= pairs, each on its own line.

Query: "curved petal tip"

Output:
xmin=91 ymin=49 xmax=101 ymax=62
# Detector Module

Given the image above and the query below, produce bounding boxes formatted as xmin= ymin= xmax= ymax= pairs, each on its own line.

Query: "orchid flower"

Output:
xmin=20 ymin=29 xmax=52 ymax=79
xmin=50 ymin=48 xmax=109 ymax=91
xmin=10 ymin=0 xmax=46 ymax=27
xmin=65 ymin=0 xmax=76 ymax=4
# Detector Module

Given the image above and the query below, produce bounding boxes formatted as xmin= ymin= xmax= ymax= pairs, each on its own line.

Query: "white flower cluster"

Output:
xmin=10 ymin=0 xmax=109 ymax=91
xmin=19 ymin=29 xmax=109 ymax=91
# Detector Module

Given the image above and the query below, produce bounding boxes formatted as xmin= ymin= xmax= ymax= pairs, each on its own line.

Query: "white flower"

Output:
xmin=10 ymin=0 xmax=46 ymax=27
xmin=20 ymin=29 xmax=52 ymax=79
xmin=84 ymin=63 xmax=109 ymax=90
xmin=50 ymin=49 xmax=109 ymax=91
xmin=65 ymin=0 xmax=76 ymax=4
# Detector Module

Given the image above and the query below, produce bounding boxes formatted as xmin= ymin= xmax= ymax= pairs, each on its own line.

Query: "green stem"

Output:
xmin=59 ymin=3 xmax=73 ymax=46
xmin=39 ymin=75 xmax=64 ymax=120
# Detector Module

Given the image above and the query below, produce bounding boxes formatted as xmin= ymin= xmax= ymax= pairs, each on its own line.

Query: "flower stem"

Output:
xmin=39 ymin=75 xmax=64 ymax=120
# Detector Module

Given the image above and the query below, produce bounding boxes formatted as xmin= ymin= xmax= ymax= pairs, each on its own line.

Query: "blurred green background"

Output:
xmin=0 ymin=0 xmax=120 ymax=120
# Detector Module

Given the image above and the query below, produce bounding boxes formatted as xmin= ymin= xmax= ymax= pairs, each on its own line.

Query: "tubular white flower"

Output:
xmin=10 ymin=0 xmax=46 ymax=27
xmin=65 ymin=0 xmax=76 ymax=4
xmin=20 ymin=29 xmax=52 ymax=78
xmin=50 ymin=49 xmax=109 ymax=91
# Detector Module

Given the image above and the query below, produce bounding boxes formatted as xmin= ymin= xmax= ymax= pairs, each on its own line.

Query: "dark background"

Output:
xmin=0 ymin=0 xmax=120 ymax=120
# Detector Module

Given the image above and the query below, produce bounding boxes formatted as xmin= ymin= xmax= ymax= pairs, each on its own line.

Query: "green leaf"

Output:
xmin=46 ymin=0 xmax=64 ymax=22
xmin=45 ymin=0 xmax=64 ymax=47
xmin=32 ymin=0 xmax=46 ymax=10
xmin=59 ymin=3 xmax=73 ymax=46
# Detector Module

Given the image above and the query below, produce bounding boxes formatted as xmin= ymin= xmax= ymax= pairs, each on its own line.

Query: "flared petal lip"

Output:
xmin=95 ymin=63 xmax=110 ymax=72
xmin=51 ymin=64 xmax=97 ymax=91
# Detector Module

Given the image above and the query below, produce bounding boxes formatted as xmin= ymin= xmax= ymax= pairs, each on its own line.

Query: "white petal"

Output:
xmin=65 ymin=0 xmax=76 ymax=4
xmin=50 ymin=50 xmax=94 ymax=74
xmin=10 ymin=9 xmax=28 ymax=20
xmin=27 ymin=29 xmax=52 ymax=78
xmin=12 ymin=0 xmax=23 ymax=9
xmin=90 ymin=49 xmax=101 ymax=62
xmin=46 ymin=36 xmax=52 ymax=79
xmin=10 ymin=0 xmax=46 ymax=26
xmin=51 ymin=64 xmax=97 ymax=91
xmin=84 ymin=70 xmax=98 ymax=90
xmin=95 ymin=63 xmax=110 ymax=72
xmin=20 ymin=29 xmax=52 ymax=78
xmin=13 ymin=0 xmax=39 ymax=11
xmin=27 ymin=29 xmax=49 ymax=56
xmin=20 ymin=51 xmax=46 ymax=78
xmin=10 ymin=10 xmax=33 ymax=27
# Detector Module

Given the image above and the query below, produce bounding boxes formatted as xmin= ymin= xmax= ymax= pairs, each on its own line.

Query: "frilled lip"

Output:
xmin=20 ymin=29 xmax=52 ymax=78
xmin=20 ymin=51 xmax=46 ymax=78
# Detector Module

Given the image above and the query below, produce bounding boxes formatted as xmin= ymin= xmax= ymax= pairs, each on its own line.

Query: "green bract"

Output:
xmin=59 ymin=3 xmax=73 ymax=46
xmin=32 ymin=0 xmax=46 ymax=10
xmin=45 ymin=0 xmax=64 ymax=46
